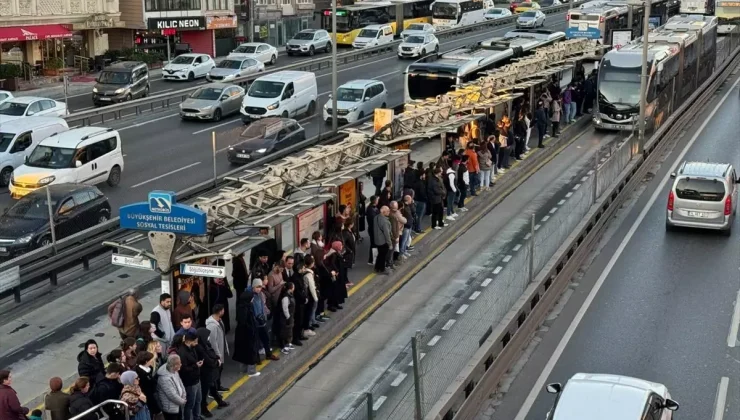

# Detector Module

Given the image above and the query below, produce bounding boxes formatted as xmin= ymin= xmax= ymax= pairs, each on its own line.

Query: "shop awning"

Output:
xmin=0 ymin=24 xmax=73 ymax=43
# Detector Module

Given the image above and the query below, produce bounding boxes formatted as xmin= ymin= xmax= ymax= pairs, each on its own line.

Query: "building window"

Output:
xmin=145 ymin=0 xmax=201 ymax=11
xmin=281 ymin=0 xmax=289 ymax=5
xmin=295 ymin=0 xmax=309 ymax=4
xmin=206 ymin=0 xmax=226 ymax=9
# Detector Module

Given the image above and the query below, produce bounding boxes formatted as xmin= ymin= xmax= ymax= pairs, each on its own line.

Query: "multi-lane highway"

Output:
xmin=488 ymin=67 xmax=740 ymax=420
xmin=0 ymin=13 xmax=568 ymax=213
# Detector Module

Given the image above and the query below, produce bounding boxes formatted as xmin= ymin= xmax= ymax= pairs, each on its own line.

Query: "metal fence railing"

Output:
xmin=339 ymin=127 xmax=636 ymax=420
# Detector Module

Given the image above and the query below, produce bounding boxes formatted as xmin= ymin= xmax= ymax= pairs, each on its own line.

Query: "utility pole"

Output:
xmin=637 ymin=0 xmax=651 ymax=153
xmin=331 ymin=0 xmax=339 ymax=132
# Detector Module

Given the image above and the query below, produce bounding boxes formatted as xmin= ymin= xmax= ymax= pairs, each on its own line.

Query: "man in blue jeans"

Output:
xmin=176 ymin=332 xmax=203 ymax=420
xmin=413 ymin=171 xmax=428 ymax=233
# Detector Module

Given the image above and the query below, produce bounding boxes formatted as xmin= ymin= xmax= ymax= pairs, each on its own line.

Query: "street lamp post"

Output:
xmin=637 ymin=0 xmax=651 ymax=152
xmin=331 ymin=0 xmax=339 ymax=132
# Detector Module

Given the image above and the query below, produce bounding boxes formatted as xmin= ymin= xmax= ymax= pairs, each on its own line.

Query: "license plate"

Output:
xmin=688 ymin=211 xmax=707 ymax=218
xmin=0 ymin=247 xmax=6 ymax=252
xmin=99 ymin=97 xmax=111 ymax=101
xmin=236 ymin=153 xmax=249 ymax=159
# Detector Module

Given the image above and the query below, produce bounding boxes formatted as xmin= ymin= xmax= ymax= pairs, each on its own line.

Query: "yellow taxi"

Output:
xmin=515 ymin=2 xmax=541 ymax=13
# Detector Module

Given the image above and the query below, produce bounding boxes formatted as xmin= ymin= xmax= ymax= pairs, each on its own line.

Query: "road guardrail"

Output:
xmin=62 ymin=3 xmax=580 ymax=128
xmin=424 ymin=41 xmax=740 ymax=420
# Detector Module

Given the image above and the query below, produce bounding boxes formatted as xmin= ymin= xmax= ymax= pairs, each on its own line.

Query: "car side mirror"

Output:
xmin=736 ymin=176 xmax=740 ymax=183
xmin=26 ymin=111 xmax=34 ymax=116
xmin=663 ymin=399 xmax=679 ymax=411
xmin=364 ymin=97 xmax=370 ymax=102
xmin=670 ymin=172 xmax=676 ymax=178
xmin=221 ymin=95 xmax=229 ymax=101
xmin=75 ymin=160 xmax=82 ymax=168
xmin=24 ymin=155 xmax=28 ymax=163
xmin=546 ymin=383 xmax=562 ymax=394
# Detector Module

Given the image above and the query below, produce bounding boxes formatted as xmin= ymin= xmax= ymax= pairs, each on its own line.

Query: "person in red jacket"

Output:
xmin=463 ymin=142 xmax=480 ymax=197
xmin=0 ymin=370 xmax=29 ymax=420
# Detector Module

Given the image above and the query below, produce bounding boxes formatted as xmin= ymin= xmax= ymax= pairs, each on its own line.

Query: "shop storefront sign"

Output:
xmin=338 ymin=179 xmax=357 ymax=211
xmin=206 ymin=15 xmax=237 ymax=30
xmin=296 ymin=204 xmax=326 ymax=244
xmin=148 ymin=17 xmax=207 ymax=31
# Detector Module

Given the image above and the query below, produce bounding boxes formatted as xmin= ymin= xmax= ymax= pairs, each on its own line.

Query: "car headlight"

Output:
xmin=228 ymin=147 xmax=234 ymax=151
xmin=114 ymin=88 xmax=125 ymax=94
xmin=14 ymin=234 xmax=33 ymax=244
xmin=93 ymin=87 xmax=98 ymax=93
xmin=256 ymin=148 xmax=267 ymax=153
xmin=266 ymin=102 xmax=279 ymax=110
xmin=38 ymin=176 xmax=55 ymax=186
xmin=349 ymin=107 xmax=357 ymax=112
xmin=202 ymin=106 xmax=213 ymax=111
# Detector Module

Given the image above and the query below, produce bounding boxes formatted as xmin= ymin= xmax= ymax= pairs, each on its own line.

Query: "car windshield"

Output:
xmin=26 ymin=145 xmax=76 ymax=169
xmin=407 ymin=24 xmax=426 ymax=30
xmin=0 ymin=132 xmax=14 ymax=152
xmin=293 ymin=32 xmax=315 ymax=40
xmin=432 ymin=2 xmax=458 ymax=18
xmin=7 ymin=194 xmax=56 ymax=219
xmin=171 ymin=55 xmax=194 ymax=65
xmin=406 ymin=35 xmax=425 ymax=43
xmin=675 ymin=178 xmax=726 ymax=202
xmin=522 ymin=11 xmax=536 ymax=16
xmin=0 ymin=102 xmax=28 ymax=116
xmin=248 ymin=80 xmax=284 ymax=98
xmin=358 ymin=29 xmax=379 ymax=38
xmin=190 ymin=87 xmax=223 ymax=100
xmin=218 ymin=60 xmax=242 ymax=69
xmin=488 ymin=8 xmax=504 ymax=13
xmin=519 ymin=3 xmax=533 ymax=7
xmin=598 ymin=66 xmax=641 ymax=107
xmin=337 ymin=88 xmax=364 ymax=102
xmin=241 ymin=122 xmax=282 ymax=138
xmin=98 ymin=71 xmax=130 ymax=84
xmin=234 ymin=45 xmax=257 ymax=53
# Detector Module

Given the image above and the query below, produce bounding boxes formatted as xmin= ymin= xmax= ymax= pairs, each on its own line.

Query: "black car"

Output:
xmin=0 ymin=184 xmax=111 ymax=259
xmin=227 ymin=117 xmax=306 ymax=165
xmin=92 ymin=61 xmax=150 ymax=106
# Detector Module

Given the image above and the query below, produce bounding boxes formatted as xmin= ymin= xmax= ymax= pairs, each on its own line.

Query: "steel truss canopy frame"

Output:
xmin=366 ymin=38 xmax=603 ymax=146
xmin=190 ymin=134 xmax=410 ymax=243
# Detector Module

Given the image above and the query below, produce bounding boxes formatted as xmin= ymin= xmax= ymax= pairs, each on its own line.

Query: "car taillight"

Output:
xmin=667 ymin=190 xmax=674 ymax=211
xmin=566 ymin=14 xmax=570 ymax=20
xmin=725 ymin=195 xmax=732 ymax=216
xmin=600 ymin=16 xmax=605 ymax=22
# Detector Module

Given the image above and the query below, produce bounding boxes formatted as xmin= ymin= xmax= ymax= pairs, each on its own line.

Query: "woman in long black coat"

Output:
xmin=233 ymin=290 xmax=261 ymax=373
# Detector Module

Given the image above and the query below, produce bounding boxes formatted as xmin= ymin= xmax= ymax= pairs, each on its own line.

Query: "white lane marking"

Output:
xmin=469 ymin=291 xmax=481 ymax=300
xmin=534 ymin=224 xmax=541 ymax=230
xmin=580 ymin=176 xmax=589 ymax=182
xmin=565 ymin=192 xmax=573 ymax=198
xmin=118 ymin=112 xmax=179 ymax=131
xmin=481 ymin=278 xmax=493 ymax=287
xmin=713 ymin=377 xmax=730 ymax=420
xmin=130 ymin=162 xmax=201 ymax=188
xmin=408 ymin=353 xmax=426 ymax=366
xmin=513 ymin=73 xmax=740 ymax=420
xmin=493 ymin=266 xmax=503 ymax=274
xmin=557 ymin=199 xmax=566 ymax=205
xmin=573 ymin=183 xmax=581 ymax=190
xmin=192 ymin=118 xmax=240 ymax=135
xmin=502 ymin=255 xmax=512 ymax=262
xmin=457 ymin=304 xmax=469 ymax=314
xmin=442 ymin=319 xmax=456 ymax=330
xmin=587 ymin=169 xmax=594 ymax=175
xmin=550 ymin=207 xmax=559 ymax=213
xmin=390 ymin=373 xmax=407 ymax=387
xmin=524 ymin=233 xmax=532 ymax=240
xmin=372 ymin=396 xmax=387 ymax=411
xmin=513 ymin=244 xmax=522 ymax=252
xmin=428 ymin=335 xmax=442 ymax=346
xmin=728 ymin=290 xmax=740 ymax=347
xmin=542 ymin=215 xmax=550 ymax=222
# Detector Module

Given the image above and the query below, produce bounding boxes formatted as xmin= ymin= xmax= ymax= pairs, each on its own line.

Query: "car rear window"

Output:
xmin=675 ymin=178 xmax=726 ymax=201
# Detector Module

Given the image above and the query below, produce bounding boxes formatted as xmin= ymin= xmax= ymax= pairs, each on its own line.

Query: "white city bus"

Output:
xmin=431 ymin=0 xmax=495 ymax=29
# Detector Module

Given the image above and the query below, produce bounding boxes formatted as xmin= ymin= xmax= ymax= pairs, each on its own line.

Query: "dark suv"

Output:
xmin=0 ymin=184 xmax=111 ymax=259
xmin=227 ymin=117 xmax=306 ymax=165
xmin=93 ymin=61 xmax=149 ymax=106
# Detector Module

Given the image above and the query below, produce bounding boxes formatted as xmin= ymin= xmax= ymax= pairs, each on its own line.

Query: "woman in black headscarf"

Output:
xmin=232 ymin=290 xmax=261 ymax=376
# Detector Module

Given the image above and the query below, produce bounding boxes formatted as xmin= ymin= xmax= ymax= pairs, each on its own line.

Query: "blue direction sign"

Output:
xmin=119 ymin=190 xmax=207 ymax=235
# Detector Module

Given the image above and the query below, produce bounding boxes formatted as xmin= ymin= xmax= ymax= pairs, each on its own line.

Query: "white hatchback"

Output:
xmin=229 ymin=42 xmax=279 ymax=66
xmin=353 ymin=24 xmax=395 ymax=49
xmin=0 ymin=97 xmax=67 ymax=122
xmin=162 ymin=54 xmax=215 ymax=81
xmin=398 ymin=34 xmax=439 ymax=58
xmin=323 ymin=80 xmax=388 ymax=124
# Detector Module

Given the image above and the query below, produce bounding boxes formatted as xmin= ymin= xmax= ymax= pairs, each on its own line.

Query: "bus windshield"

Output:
xmin=433 ymin=2 xmax=458 ymax=19
xmin=407 ymin=71 xmax=457 ymax=100
xmin=598 ymin=66 xmax=641 ymax=108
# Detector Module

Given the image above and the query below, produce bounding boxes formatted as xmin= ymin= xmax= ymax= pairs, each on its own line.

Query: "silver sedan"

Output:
xmin=516 ymin=10 xmax=546 ymax=28
xmin=179 ymin=83 xmax=246 ymax=122
xmin=206 ymin=58 xmax=264 ymax=83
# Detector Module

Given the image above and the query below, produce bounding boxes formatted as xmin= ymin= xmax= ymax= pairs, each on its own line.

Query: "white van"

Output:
xmin=241 ymin=71 xmax=318 ymax=123
xmin=352 ymin=24 xmax=395 ymax=49
xmin=9 ymin=127 xmax=124 ymax=199
xmin=0 ymin=117 xmax=68 ymax=187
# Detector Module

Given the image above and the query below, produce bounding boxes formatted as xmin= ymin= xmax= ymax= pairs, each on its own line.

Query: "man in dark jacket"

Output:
xmin=195 ymin=328 xmax=227 ymax=417
xmin=90 ymin=363 xmax=124 ymax=419
xmin=0 ymin=370 xmax=29 ymax=420
xmin=378 ymin=179 xmax=393 ymax=208
xmin=284 ymin=256 xmax=308 ymax=344
xmin=413 ymin=171 xmax=427 ymax=233
xmin=369 ymin=165 xmax=386 ymax=195
xmin=373 ymin=206 xmax=393 ymax=274
xmin=250 ymin=249 xmax=270 ymax=282
xmin=402 ymin=162 xmax=419 ymax=197
xmin=249 ymin=228 xmax=279 ymax=269
xmin=177 ymin=332 xmax=203 ymax=420
xmin=534 ymin=101 xmax=548 ymax=148
xmin=365 ymin=195 xmax=379 ymax=265
xmin=428 ymin=167 xmax=446 ymax=229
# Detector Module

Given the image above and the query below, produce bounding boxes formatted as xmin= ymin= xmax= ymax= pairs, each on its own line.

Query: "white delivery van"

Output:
xmin=352 ymin=24 xmax=395 ymax=48
xmin=0 ymin=117 xmax=68 ymax=187
xmin=9 ymin=127 xmax=124 ymax=199
xmin=241 ymin=71 xmax=318 ymax=123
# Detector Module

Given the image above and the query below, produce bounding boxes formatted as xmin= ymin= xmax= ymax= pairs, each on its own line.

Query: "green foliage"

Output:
xmin=0 ymin=63 xmax=21 ymax=79
xmin=44 ymin=57 xmax=64 ymax=69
